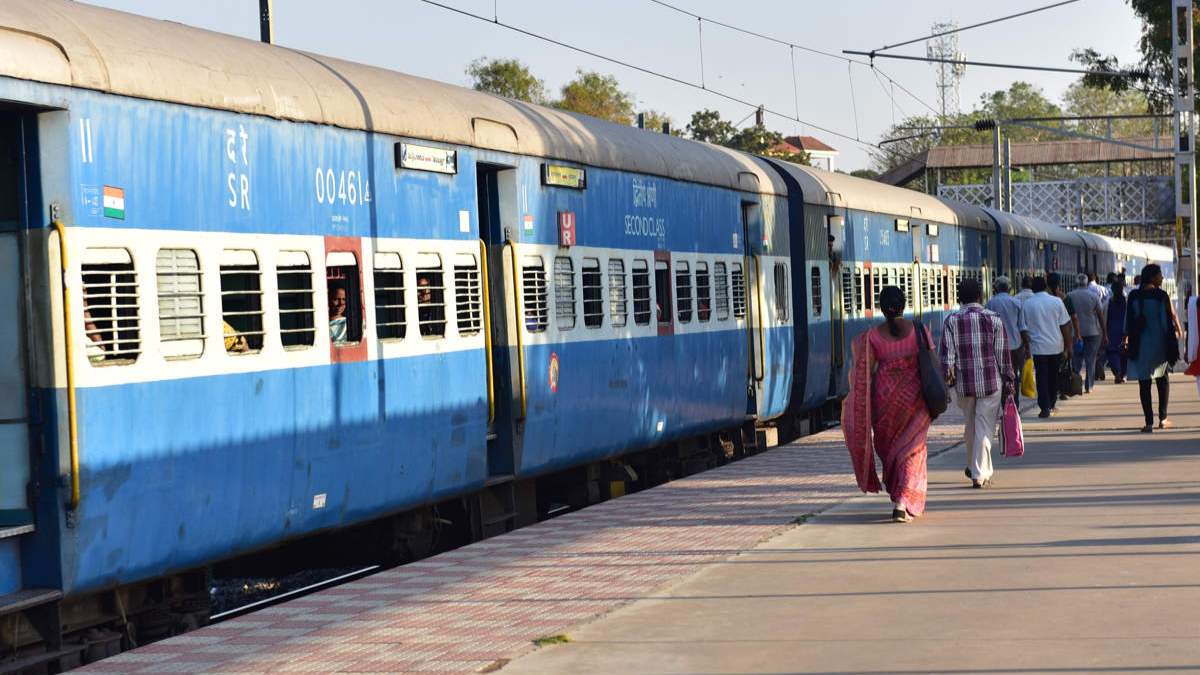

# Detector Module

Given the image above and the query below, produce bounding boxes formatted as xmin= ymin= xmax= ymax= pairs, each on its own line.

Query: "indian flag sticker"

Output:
xmin=102 ymin=186 xmax=125 ymax=220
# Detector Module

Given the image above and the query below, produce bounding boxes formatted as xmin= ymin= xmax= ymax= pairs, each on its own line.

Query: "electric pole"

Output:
xmin=259 ymin=0 xmax=273 ymax=44
xmin=1172 ymin=0 xmax=1197 ymax=296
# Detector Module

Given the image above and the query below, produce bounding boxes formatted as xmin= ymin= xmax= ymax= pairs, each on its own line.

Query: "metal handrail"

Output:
xmin=479 ymin=239 xmax=495 ymax=425
xmin=53 ymin=220 xmax=81 ymax=510
xmin=504 ymin=240 xmax=527 ymax=420
xmin=752 ymin=254 xmax=766 ymax=382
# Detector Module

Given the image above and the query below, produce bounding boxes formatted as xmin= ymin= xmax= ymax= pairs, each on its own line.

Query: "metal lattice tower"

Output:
xmin=926 ymin=21 xmax=966 ymax=121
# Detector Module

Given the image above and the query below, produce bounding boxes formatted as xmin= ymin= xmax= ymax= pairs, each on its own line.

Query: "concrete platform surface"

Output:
xmin=506 ymin=374 xmax=1200 ymax=674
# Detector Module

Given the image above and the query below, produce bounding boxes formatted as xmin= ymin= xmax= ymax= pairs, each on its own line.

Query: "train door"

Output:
xmin=0 ymin=112 xmax=33 ymax=530
xmin=476 ymin=164 xmax=520 ymax=477
xmin=828 ymin=213 xmax=845 ymax=370
xmin=741 ymin=201 xmax=763 ymax=413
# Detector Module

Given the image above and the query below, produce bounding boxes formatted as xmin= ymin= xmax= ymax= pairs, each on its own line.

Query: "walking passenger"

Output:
xmin=1092 ymin=273 xmax=1114 ymax=381
xmin=842 ymin=286 xmax=931 ymax=523
xmin=1015 ymin=276 xmax=1034 ymax=304
xmin=942 ymin=279 xmax=1013 ymax=488
xmin=1024 ymin=276 xmax=1073 ymax=418
xmin=1125 ymin=264 xmax=1182 ymax=432
xmin=1067 ymin=274 xmax=1106 ymax=393
xmin=1106 ymin=276 xmax=1128 ymax=383
xmin=986 ymin=275 xmax=1029 ymax=406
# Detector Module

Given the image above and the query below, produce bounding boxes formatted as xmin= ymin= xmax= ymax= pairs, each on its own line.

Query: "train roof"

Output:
xmin=980 ymin=207 xmax=1083 ymax=246
xmin=0 ymin=0 xmax=786 ymax=196
xmin=937 ymin=199 xmax=998 ymax=233
xmin=770 ymin=162 xmax=961 ymax=225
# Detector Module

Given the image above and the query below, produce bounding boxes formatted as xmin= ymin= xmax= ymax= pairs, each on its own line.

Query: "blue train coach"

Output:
xmin=0 ymin=1 xmax=806 ymax=666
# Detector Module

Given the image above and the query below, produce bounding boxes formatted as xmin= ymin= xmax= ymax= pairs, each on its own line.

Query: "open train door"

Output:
xmin=474 ymin=162 xmax=535 ymax=537
xmin=0 ymin=111 xmax=34 ymax=535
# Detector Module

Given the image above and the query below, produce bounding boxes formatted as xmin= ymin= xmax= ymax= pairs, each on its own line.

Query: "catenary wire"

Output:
xmin=417 ymin=0 xmax=881 ymax=148
xmin=873 ymin=0 xmax=1081 ymax=54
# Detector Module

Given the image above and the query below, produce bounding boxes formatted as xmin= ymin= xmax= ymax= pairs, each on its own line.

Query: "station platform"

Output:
xmin=76 ymin=375 xmax=1199 ymax=674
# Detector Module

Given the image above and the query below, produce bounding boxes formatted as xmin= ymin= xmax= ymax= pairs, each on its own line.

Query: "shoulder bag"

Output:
xmin=913 ymin=319 xmax=949 ymax=419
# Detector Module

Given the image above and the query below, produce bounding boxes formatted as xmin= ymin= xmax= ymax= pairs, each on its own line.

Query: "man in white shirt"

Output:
xmin=1015 ymin=275 xmax=1034 ymax=304
xmin=1024 ymin=276 xmax=1073 ymax=418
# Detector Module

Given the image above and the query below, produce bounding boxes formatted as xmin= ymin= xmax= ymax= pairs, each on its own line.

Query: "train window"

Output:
xmin=373 ymin=252 xmax=406 ymax=340
xmin=522 ymin=255 xmax=548 ymax=333
xmin=582 ymin=257 xmax=603 ymax=328
xmin=714 ymin=262 xmax=730 ymax=321
xmin=675 ymin=261 xmax=692 ymax=323
xmin=941 ymin=268 xmax=949 ymax=306
xmin=731 ymin=262 xmax=746 ymax=319
xmin=927 ymin=222 xmax=939 ymax=237
xmin=632 ymin=259 xmax=651 ymax=326
xmin=608 ymin=258 xmax=628 ymax=327
xmin=841 ymin=268 xmax=853 ymax=314
xmin=454 ymin=253 xmax=482 ymax=336
xmin=219 ymin=249 xmax=264 ymax=354
xmin=82 ymin=247 xmax=141 ymax=365
xmin=554 ymin=256 xmax=576 ymax=331
xmin=415 ymin=253 xmax=446 ymax=338
xmin=810 ymin=266 xmax=822 ymax=316
xmin=872 ymin=268 xmax=883 ymax=309
xmin=326 ymin=251 xmax=363 ymax=346
xmin=277 ymin=250 xmax=315 ymax=349
xmin=773 ymin=263 xmax=789 ymax=321
xmin=696 ymin=262 xmax=711 ymax=322
xmin=862 ymin=268 xmax=872 ymax=312
xmin=655 ymin=260 xmax=672 ymax=325
xmin=156 ymin=248 xmax=204 ymax=360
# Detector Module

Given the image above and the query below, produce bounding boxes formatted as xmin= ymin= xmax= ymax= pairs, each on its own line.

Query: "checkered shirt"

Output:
xmin=939 ymin=303 xmax=1014 ymax=398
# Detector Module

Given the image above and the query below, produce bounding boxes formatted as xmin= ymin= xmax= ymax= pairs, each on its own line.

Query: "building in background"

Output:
xmin=773 ymin=135 xmax=839 ymax=171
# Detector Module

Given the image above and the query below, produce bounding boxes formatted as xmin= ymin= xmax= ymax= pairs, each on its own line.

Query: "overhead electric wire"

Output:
xmin=872 ymin=0 xmax=1082 ymax=54
xmin=418 ymin=0 xmax=880 ymax=148
xmin=644 ymin=0 xmax=943 ymax=118
xmin=844 ymin=50 xmax=1146 ymax=78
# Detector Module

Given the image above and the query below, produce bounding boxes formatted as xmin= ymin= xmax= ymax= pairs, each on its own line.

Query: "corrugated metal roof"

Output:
xmin=774 ymin=162 xmax=961 ymax=225
xmin=0 ymin=0 xmax=785 ymax=195
xmin=927 ymin=137 xmax=1170 ymax=169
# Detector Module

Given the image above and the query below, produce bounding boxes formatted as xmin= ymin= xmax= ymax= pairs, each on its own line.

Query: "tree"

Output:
xmin=850 ymin=168 xmax=880 ymax=180
xmin=974 ymin=81 xmax=1063 ymax=142
xmin=726 ymin=124 xmax=809 ymax=164
xmin=1072 ymin=1 xmax=1194 ymax=110
xmin=465 ymin=57 xmax=546 ymax=104
xmin=554 ymin=70 xmax=635 ymax=125
xmin=686 ymin=109 xmax=736 ymax=145
xmin=1062 ymin=81 xmax=1154 ymax=136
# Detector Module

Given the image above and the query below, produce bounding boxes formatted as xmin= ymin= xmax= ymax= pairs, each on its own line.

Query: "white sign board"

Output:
xmin=398 ymin=143 xmax=457 ymax=174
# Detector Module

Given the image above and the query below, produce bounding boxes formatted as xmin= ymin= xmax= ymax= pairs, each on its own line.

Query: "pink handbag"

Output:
xmin=1000 ymin=396 xmax=1024 ymax=458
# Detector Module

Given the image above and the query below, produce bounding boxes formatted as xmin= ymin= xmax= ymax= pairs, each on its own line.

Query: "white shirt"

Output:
xmin=1023 ymin=291 xmax=1072 ymax=356
xmin=1015 ymin=288 xmax=1034 ymax=305
xmin=1088 ymin=280 xmax=1111 ymax=309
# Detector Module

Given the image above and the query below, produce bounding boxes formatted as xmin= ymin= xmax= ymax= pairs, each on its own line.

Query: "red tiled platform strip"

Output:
xmin=75 ymin=409 xmax=972 ymax=674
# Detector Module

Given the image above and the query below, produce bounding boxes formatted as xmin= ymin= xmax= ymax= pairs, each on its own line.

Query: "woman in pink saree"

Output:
xmin=842 ymin=285 xmax=932 ymax=523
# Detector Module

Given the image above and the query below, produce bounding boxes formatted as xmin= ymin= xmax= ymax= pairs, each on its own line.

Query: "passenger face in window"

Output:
xmin=329 ymin=285 xmax=349 ymax=344
xmin=417 ymin=275 xmax=432 ymax=304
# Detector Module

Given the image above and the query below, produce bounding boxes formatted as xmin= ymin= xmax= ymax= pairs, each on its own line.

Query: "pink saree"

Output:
xmin=841 ymin=328 xmax=931 ymax=515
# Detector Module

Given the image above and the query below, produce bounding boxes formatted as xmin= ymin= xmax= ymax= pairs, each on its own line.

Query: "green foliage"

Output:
xmin=1072 ymin=0 xmax=1197 ymax=109
xmin=465 ymin=57 xmax=546 ymax=104
xmin=554 ymin=70 xmax=635 ymax=125
xmin=686 ymin=109 xmax=736 ymax=145
xmin=533 ymin=634 xmax=571 ymax=646
xmin=849 ymin=168 xmax=880 ymax=180
xmin=1062 ymin=81 xmax=1154 ymax=135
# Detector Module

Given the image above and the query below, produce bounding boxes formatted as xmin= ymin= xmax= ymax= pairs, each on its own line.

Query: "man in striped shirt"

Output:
xmin=940 ymin=278 xmax=1014 ymax=488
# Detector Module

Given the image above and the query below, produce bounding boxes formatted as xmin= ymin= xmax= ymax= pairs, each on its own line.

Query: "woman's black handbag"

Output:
xmin=914 ymin=320 xmax=949 ymax=419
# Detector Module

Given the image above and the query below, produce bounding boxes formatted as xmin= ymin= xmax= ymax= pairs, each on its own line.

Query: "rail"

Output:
xmin=504 ymin=240 xmax=527 ymax=419
xmin=53 ymin=220 xmax=80 ymax=511
xmin=752 ymin=254 xmax=766 ymax=382
xmin=479 ymin=239 xmax=495 ymax=425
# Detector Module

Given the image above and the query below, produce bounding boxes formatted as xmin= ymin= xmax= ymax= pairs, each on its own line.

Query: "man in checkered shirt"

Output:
xmin=939 ymin=278 xmax=1014 ymax=488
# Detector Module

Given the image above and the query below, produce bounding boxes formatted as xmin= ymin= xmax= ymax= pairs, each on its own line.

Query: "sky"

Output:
xmin=83 ymin=0 xmax=1146 ymax=171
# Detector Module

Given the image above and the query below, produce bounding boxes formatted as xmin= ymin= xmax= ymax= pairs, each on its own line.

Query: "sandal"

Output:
xmin=1140 ymin=425 xmax=1153 ymax=433
xmin=892 ymin=508 xmax=912 ymax=523
xmin=1159 ymin=419 xmax=1173 ymax=429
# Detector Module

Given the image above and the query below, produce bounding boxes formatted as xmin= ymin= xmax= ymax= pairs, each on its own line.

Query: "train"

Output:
xmin=0 ymin=1 xmax=1176 ymax=670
